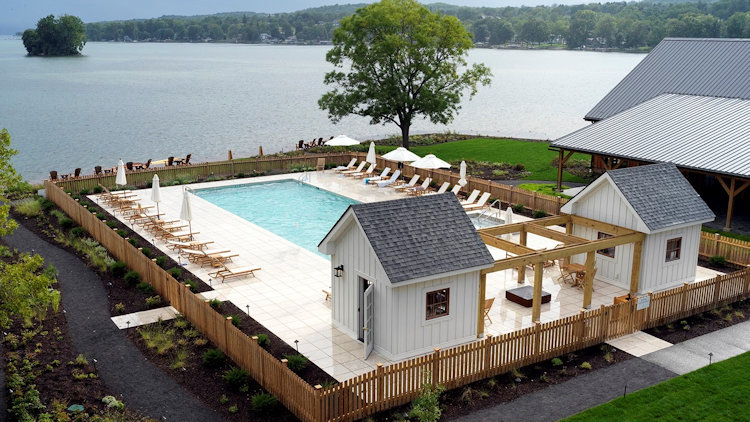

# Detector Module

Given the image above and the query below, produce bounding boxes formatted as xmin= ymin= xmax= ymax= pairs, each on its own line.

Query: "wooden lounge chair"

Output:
xmin=461 ymin=190 xmax=480 ymax=205
xmin=209 ymin=265 xmax=260 ymax=282
xmin=451 ymin=184 xmax=462 ymax=196
xmin=484 ymin=298 xmax=495 ymax=323
xmin=424 ymin=182 xmax=450 ymax=195
xmin=463 ymin=192 xmax=491 ymax=211
xmin=349 ymin=163 xmax=375 ymax=178
xmin=334 ymin=158 xmax=357 ymax=172
xmin=393 ymin=174 xmax=419 ymax=191
xmin=181 ymin=248 xmax=236 ymax=267
xmin=376 ymin=170 xmax=401 ymax=188
xmin=366 ymin=167 xmax=390 ymax=184
xmin=406 ymin=178 xmax=431 ymax=196
xmin=166 ymin=240 xmax=213 ymax=252
xmin=160 ymin=230 xmax=198 ymax=242
xmin=340 ymin=161 xmax=366 ymax=176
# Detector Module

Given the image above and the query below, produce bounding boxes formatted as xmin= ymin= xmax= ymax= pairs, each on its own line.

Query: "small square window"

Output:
xmin=426 ymin=288 xmax=449 ymax=320
xmin=666 ymin=238 xmax=682 ymax=262
xmin=597 ymin=232 xmax=615 ymax=258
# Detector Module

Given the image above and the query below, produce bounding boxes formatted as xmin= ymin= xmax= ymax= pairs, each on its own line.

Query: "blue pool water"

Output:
xmin=194 ymin=180 xmax=359 ymax=257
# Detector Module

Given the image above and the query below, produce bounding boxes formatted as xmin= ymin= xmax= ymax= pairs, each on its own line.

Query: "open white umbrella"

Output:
xmin=115 ymin=159 xmax=127 ymax=186
xmin=325 ymin=135 xmax=360 ymax=146
xmin=382 ymin=147 xmax=420 ymax=162
xmin=151 ymin=174 xmax=161 ymax=219
xmin=180 ymin=187 xmax=193 ymax=240
xmin=459 ymin=161 xmax=467 ymax=187
xmin=366 ymin=142 xmax=377 ymax=164
xmin=409 ymin=154 xmax=451 ymax=169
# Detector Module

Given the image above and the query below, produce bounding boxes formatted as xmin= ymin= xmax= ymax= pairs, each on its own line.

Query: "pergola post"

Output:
xmin=716 ymin=176 xmax=750 ymax=231
xmin=629 ymin=240 xmax=643 ymax=295
xmin=564 ymin=221 xmax=574 ymax=265
xmin=583 ymin=251 xmax=595 ymax=309
xmin=532 ymin=262 xmax=544 ymax=322
xmin=477 ymin=273 xmax=487 ymax=338
xmin=517 ymin=228 xmax=527 ymax=284
xmin=556 ymin=149 xmax=575 ymax=191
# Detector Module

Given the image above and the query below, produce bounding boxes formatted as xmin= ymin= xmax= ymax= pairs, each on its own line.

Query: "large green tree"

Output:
xmin=319 ymin=0 xmax=491 ymax=149
xmin=22 ymin=14 xmax=86 ymax=56
xmin=0 ymin=129 xmax=20 ymax=237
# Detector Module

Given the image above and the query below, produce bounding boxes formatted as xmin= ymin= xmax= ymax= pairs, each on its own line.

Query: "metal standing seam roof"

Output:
xmin=341 ymin=194 xmax=494 ymax=284
xmin=552 ymin=94 xmax=750 ymax=179
xmin=585 ymin=38 xmax=750 ymax=122
xmin=605 ymin=163 xmax=715 ymax=232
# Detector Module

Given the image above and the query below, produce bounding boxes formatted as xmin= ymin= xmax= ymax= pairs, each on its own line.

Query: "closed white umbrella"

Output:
xmin=180 ymin=187 xmax=193 ymax=240
xmin=366 ymin=142 xmax=376 ymax=164
xmin=504 ymin=206 xmax=514 ymax=242
xmin=459 ymin=160 xmax=467 ymax=187
xmin=325 ymin=135 xmax=360 ymax=146
xmin=151 ymin=174 xmax=161 ymax=219
xmin=381 ymin=147 xmax=420 ymax=162
xmin=409 ymin=154 xmax=451 ymax=169
xmin=115 ymin=159 xmax=127 ymax=186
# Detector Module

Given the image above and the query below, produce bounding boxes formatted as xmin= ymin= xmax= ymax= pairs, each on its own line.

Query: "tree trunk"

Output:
xmin=400 ymin=123 xmax=410 ymax=150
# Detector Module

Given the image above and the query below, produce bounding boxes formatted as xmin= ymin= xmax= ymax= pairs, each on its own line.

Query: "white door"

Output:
xmin=363 ymin=283 xmax=374 ymax=359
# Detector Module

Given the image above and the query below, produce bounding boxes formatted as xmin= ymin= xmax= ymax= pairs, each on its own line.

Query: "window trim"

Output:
xmin=665 ymin=237 xmax=682 ymax=263
xmin=596 ymin=232 xmax=615 ymax=259
xmin=425 ymin=288 xmax=450 ymax=321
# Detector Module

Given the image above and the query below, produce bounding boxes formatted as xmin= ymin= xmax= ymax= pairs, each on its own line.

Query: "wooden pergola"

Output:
xmin=476 ymin=214 xmax=646 ymax=337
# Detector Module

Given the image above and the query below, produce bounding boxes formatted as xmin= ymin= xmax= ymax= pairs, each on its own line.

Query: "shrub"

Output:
xmin=79 ymin=189 xmax=90 ymax=196
xmin=219 ymin=394 xmax=229 ymax=405
xmin=70 ymin=227 xmax=86 ymax=238
xmin=110 ymin=261 xmax=127 ymax=277
xmin=580 ymin=362 xmax=592 ymax=370
xmin=208 ymin=298 xmax=222 ymax=309
xmin=95 ymin=212 xmax=105 ymax=220
xmin=92 ymin=185 xmax=103 ymax=194
xmin=124 ymin=271 xmax=141 ymax=287
xmin=167 ymin=267 xmax=182 ymax=279
xmin=532 ymin=209 xmax=548 ymax=218
xmin=155 ymin=256 xmax=166 ymax=268
xmin=236 ymin=172 xmax=245 ymax=178
xmin=513 ymin=163 xmax=526 ymax=172
xmin=228 ymin=405 xmax=238 ymax=414
xmin=251 ymin=392 xmax=279 ymax=416
xmin=203 ymin=349 xmax=226 ymax=368
xmin=40 ymin=198 xmax=55 ymax=210
xmin=145 ymin=295 xmax=162 ymax=308
xmin=223 ymin=368 xmax=249 ymax=391
xmin=551 ymin=357 xmax=563 ymax=367
xmin=226 ymin=314 xmax=240 ymax=327
xmin=409 ymin=382 xmax=444 ymax=422
xmin=511 ymin=203 xmax=525 ymax=213
xmin=106 ymin=220 xmax=118 ymax=229
xmin=255 ymin=333 xmax=270 ymax=348
xmin=113 ymin=303 xmax=125 ymax=314
xmin=128 ymin=238 xmax=138 ymax=247
xmin=59 ymin=217 xmax=74 ymax=229
xmin=14 ymin=199 xmax=42 ymax=217
xmin=283 ymin=353 xmax=309 ymax=373
xmin=140 ymin=247 xmax=152 ymax=258
xmin=116 ymin=229 xmax=127 ymax=238
xmin=709 ymin=255 xmax=727 ymax=266
xmin=102 ymin=395 xmax=124 ymax=410
xmin=137 ymin=282 xmax=155 ymax=294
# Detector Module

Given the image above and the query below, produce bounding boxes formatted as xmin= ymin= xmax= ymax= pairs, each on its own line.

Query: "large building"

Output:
xmin=551 ymin=38 xmax=750 ymax=231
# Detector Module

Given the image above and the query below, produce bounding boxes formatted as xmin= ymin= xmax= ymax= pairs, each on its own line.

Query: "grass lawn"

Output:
xmin=564 ymin=351 xmax=750 ymax=422
xmin=518 ymin=183 xmax=573 ymax=199
xmin=701 ymin=227 xmax=750 ymax=243
xmin=376 ymin=138 xmax=589 ymax=182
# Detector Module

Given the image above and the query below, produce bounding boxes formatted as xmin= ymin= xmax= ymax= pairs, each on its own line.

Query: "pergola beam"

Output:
xmin=478 ymin=215 xmax=571 ymax=237
xmin=479 ymin=233 xmax=535 ymax=255
xmin=525 ymin=223 xmax=588 ymax=244
xmin=570 ymin=215 xmax=636 ymax=236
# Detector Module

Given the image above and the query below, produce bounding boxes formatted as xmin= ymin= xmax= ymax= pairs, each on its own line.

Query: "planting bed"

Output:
xmin=645 ymin=298 xmax=750 ymax=344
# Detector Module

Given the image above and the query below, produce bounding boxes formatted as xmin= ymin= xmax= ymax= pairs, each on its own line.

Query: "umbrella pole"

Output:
xmin=188 ymin=221 xmax=193 ymax=241
xmin=156 ymin=203 xmax=160 ymax=220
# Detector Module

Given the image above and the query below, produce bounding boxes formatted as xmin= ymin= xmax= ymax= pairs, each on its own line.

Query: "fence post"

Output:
xmin=432 ymin=348 xmax=440 ymax=386
xmin=532 ymin=191 xmax=537 ymax=210
xmin=599 ymin=305 xmax=608 ymax=340
xmin=556 ymin=196 xmax=562 ymax=214
xmin=680 ymin=282 xmax=689 ymax=316
xmin=713 ymin=233 xmax=720 ymax=256
xmin=224 ymin=316 xmax=232 ymax=350
xmin=713 ymin=275 xmax=723 ymax=305
xmin=376 ymin=363 xmax=384 ymax=406
xmin=314 ymin=385 xmax=323 ymax=422
xmin=533 ymin=321 xmax=541 ymax=356
xmin=744 ymin=267 xmax=750 ymax=298
xmin=577 ymin=310 xmax=585 ymax=343
xmin=646 ymin=291 xmax=653 ymax=329
xmin=483 ymin=334 xmax=492 ymax=376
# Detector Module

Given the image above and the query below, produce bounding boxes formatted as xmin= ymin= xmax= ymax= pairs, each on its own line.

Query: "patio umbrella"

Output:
xmin=115 ymin=159 xmax=127 ymax=186
xmin=366 ymin=142 xmax=377 ymax=164
xmin=325 ymin=134 xmax=360 ymax=146
xmin=151 ymin=174 xmax=161 ymax=220
xmin=459 ymin=161 xmax=468 ymax=187
xmin=409 ymin=154 xmax=451 ymax=170
xmin=180 ymin=187 xmax=194 ymax=240
xmin=381 ymin=147 xmax=420 ymax=162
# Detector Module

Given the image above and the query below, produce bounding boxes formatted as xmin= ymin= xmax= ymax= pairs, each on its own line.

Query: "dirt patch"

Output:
xmin=456 ymin=160 xmax=530 ymax=180
xmin=645 ymin=299 xmax=750 ymax=344
xmin=697 ymin=257 xmax=742 ymax=274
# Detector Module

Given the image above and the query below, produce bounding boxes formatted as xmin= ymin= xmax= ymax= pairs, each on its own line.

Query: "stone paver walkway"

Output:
xmin=605 ymin=331 xmax=672 ymax=357
xmin=111 ymin=306 xmax=179 ymax=329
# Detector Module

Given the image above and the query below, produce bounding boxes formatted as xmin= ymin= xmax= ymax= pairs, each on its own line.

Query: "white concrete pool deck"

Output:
xmin=94 ymin=170 xmax=725 ymax=381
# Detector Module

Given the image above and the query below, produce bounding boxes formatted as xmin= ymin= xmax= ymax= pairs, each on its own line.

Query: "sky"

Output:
xmin=1 ymin=0 xmax=590 ymax=34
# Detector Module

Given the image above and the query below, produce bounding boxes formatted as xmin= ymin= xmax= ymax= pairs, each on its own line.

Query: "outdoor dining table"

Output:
xmin=564 ymin=263 xmax=587 ymax=287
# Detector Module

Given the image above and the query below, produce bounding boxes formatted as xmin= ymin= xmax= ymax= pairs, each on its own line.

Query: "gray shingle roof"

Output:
xmin=552 ymin=94 xmax=750 ymax=178
xmin=586 ymin=38 xmax=750 ymax=121
xmin=607 ymin=163 xmax=714 ymax=232
xmin=351 ymin=193 xmax=494 ymax=284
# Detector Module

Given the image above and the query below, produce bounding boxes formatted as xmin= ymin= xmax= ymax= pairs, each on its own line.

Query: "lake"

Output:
xmin=0 ymin=40 xmax=645 ymax=182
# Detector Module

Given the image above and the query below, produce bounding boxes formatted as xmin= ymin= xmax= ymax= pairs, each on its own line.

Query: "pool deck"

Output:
xmin=94 ymin=170 xmax=725 ymax=381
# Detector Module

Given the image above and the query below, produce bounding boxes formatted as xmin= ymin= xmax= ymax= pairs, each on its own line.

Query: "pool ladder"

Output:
xmin=298 ymin=172 xmax=311 ymax=182
xmin=476 ymin=200 xmax=503 ymax=223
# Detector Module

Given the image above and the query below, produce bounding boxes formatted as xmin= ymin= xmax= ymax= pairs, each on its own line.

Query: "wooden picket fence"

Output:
xmin=44 ymin=180 xmax=750 ymax=422
xmin=699 ymin=231 xmax=750 ymax=266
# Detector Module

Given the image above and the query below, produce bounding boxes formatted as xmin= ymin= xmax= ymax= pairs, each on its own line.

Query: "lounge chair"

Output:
xmin=181 ymin=248 xmax=236 ymax=267
xmin=366 ymin=167 xmax=390 ymax=184
xmin=349 ymin=163 xmax=375 ymax=178
xmin=209 ymin=264 xmax=261 ymax=282
xmin=461 ymin=190 xmax=480 ymax=205
xmin=340 ymin=161 xmax=366 ymax=176
xmin=166 ymin=240 xmax=214 ymax=252
xmin=424 ymin=182 xmax=450 ymax=195
xmin=451 ymin=184 xmax=462 ymax=196
xmin=406 ymin=178 xmax=431 ymax=196
xmin=393 ymin=175 xmax=419 ymax=191
xmin=463 ymin=192 xmax=491 ymax=211
xmin=376 ymin=170 xmax=401 ymax=188
xmin=160 ymin=230 xmax=198 ymax=242
xmin=334 ymin=158 xmax=357 ymax=172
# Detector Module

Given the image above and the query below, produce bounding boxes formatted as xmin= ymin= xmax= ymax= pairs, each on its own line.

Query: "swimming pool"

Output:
xmin=194 ymin=180 xmax=359 ymax=257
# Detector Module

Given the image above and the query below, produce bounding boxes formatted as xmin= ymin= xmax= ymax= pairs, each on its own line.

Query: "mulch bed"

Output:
xmin=371 ymin=344 xmax=631 ymax=421
xmin=645 ymin=298 xmax=750 ymax=344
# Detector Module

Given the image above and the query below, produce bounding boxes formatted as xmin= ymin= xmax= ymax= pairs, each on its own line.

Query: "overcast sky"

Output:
xmin=1 ymin=0 xmax=590 ymax=34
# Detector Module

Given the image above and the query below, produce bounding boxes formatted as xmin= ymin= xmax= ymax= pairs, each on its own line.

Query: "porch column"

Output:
xmin=517 ymin=228 xmax=527 ymax=284
xmin=477 ymin=273 xmax=487 ymax=338
xmin=717 ymin=176 xmax=750 ymax=231
xmin=564 ymin=221 xmax=573 ymax=265
xmin=532 ymin=262 xmax=544 ymax=322
xmin=582 ymin=251 xmax=595 ymax=309
xmin=629 ymin=240 xmax=643 ymax=295
xmin=556 ymin=149 xmax=564 ymax=191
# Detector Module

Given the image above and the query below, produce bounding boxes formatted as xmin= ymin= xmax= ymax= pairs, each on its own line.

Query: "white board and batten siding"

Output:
xmin=639 ymin=225 xmax=701 ymax=292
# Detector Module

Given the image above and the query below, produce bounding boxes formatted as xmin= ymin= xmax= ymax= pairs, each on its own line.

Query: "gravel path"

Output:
xmin=4 ymin=224 xmax=222 ymax=422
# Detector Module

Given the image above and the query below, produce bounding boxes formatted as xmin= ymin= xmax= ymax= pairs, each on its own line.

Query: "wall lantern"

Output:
xmin=334 ymin=265 xmax=344 ymax=278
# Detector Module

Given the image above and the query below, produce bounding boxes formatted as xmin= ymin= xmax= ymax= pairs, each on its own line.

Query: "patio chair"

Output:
xmin=463 ymin=192 xmax=491 ymax=211
xmin=72 ymin=168 xmax=81 ymax=178
xmin=94 ymin=166 xmax=102 ymax=175
xmin=424 ymin=182 xmax=450 ymax=195
xmin=297 ymin=140 xmax=304 ymax=150
xmin=49 ymin=171 xmax=58 ymax=181
xmin=366 ymin=167 xmax=390 ymax=184
xmin=209 ymin=264 xmax=261 ymax=283
xmin=316 ymin=157 xmax=325 ymax=171
xmin=166 ymin=156 xmax=174 ymax=166
xmin=559 ymin=261 xmax=577 ymax=285
xmin=405 ymin=178 xmax=431 ymax=196
xmin=348 ymin=163 xmax=375 ymax=178
xmin=334 ymin=158 xmax=357 ymax=172
xmin=451 ymin=184 xmax=462 ymax=196
xmin=483 ymin=298 xmax=495 ymax=323
xmin=576 ymin=268 xmax=597 ymax=290
xmin=323 ymin=290 xmax=332 ymax=301
xmin=461 ymin=190 xmax=480 ymax=205
xmin=340 ymin=161 xmax=366 ymax=176
xmin=393 ymin=174 xmax=420 ymax=191
xmin=376 ymin=170 xmax=401 ymax=188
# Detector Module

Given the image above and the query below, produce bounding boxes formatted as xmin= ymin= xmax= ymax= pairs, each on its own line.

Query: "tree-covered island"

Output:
xmin=22 ymin=15 xmax=87 ymax=56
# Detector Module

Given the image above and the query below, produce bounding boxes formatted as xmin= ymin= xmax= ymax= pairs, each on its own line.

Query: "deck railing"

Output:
xmin=45 ymin=179 xmax=750 ymax=422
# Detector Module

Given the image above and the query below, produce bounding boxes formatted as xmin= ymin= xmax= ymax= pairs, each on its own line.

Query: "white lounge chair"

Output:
xmin=349 ymin=163 xmax=375 ymax=178
xmin=340 ymin=161 xmax=366 ymax=176
xmin=376 ymin=170 xmax=401 ymax=188
xmin=406 ymin=178 xmax=431 ymax=196
xmin=334 ymin=158 xmax=357 ymax=172
xmin=461 ymin=189 xmax=480 ymax=205
xmin=464 ymin=192 xmax=491 ymax=211
xmin=394 ymin=174 xmax=420 ymax=191
xmin=424 ymin=182 xmax=449 ymax=195
xmin=451 ymin=184 xmax=462 ymax=196
xmin=366 ymin=167 xmax=391 ymax=184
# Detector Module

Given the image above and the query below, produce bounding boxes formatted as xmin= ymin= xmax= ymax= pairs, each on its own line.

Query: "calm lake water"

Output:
xmin=0 ymin=40 xmax=645 ymax=181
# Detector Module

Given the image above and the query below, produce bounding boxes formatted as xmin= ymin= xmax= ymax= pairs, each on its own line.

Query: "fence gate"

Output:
xmin=607 ymin=301 xmax=636 ymax=339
